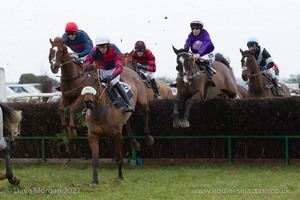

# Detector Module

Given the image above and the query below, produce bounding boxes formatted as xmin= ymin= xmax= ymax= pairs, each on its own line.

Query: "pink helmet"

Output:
xmin=65 ymin=22 xmax=78 ymax=32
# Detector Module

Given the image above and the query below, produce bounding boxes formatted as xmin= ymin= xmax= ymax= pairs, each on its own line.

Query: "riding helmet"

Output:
xmin=65 ymin=22 xmax=78 ymax=32
xmin=247 ymin=37 xmax=259 ymax=47
xmin=190 ymin=18 xmax=204 ymax=30
xmin=134 ymin=41 xmax=146 ymax=52
xmin=95 ymin=35 xmax=110 ymax=46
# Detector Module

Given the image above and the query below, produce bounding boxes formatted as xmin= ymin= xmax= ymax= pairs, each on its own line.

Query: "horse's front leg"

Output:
xmin=3 ymin=138 xmax=20 ymax=185
xmin=172 ymin=96 xmax=181 ymax=128
xmin=141 ymin=104 xmax=154 ymax=146
xmin=181 ymin=97 xmax=193 ymax=128
xmin=113 ymin=133 xmax=124 ymax=180
xmin=58 ymin=102 xmax=69 ymax=136
xmin=88 ymin=134 xmax=99 ymax=186
xmin=69 ymin=96 xmax=84 ymax=138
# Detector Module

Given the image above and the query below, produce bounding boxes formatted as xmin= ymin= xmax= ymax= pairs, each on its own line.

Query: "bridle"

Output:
xmin=241 ymin=54 xmax=262 ymax=79
xmin=176 ymin=52 xmax=203 ymax=85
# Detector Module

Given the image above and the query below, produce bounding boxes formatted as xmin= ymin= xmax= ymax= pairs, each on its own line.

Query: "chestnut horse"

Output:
xmin=49 ymin=37 xmax=89 ymax=138
xmin=81 ymin=68 xmax=154 ymax=185
xmin=172 ymin=46 xmax=238 ymax=128
xmin=240 ymin=49 xmax=291 ymax=98
xmin=122 ymin=51 xmax=173 ymax=101
xmin=0 ymin=102 xmax=22 ymax=185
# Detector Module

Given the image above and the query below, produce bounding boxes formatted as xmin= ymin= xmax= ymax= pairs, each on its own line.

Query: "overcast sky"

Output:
xmin=1 ymin=0 xmax=300 ymax=83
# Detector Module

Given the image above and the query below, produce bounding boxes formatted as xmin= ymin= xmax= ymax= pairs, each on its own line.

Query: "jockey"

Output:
xmin=247 ymin=37 xmax=284 ymax=96
xmin=184 ymin=18 xmax=216 ymax=86
xmin=56 ymin=22 xmax=93 ymax=91
xmin=85 ymin=34 xmax=134 ymax=112
xmin=62 ymin=22 xmax=93 ymax=62
xmin=132 ymin=41 xmax=161 ymax=99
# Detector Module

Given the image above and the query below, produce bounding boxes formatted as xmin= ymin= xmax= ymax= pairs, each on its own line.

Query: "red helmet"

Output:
xmin=134 ymin=41 xmax=146 ymax=51
xmin=65 ymin=22 xmax=78 ymax=32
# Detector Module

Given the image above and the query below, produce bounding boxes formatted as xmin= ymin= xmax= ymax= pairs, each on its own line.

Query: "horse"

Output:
xmin=122 ymin=51 xmax=173 ymax=101
xmin=49 ymin=37 xmax=88 ymax=138
xmin=240 ymin=49 xmax=291 ymax=98
xmin=237 ymin=84 xmax=247 ymax=99
xmin=81 ymin=67 xmax=154 ymax=185
xmin=172 ymin=46 xmax=239 ymax=128
xmin=0 ymin=102 xmax=22 ymax=185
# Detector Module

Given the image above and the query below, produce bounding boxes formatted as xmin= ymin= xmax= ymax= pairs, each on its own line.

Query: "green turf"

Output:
xmin=0 ymin=162 xmax=299 ymax=199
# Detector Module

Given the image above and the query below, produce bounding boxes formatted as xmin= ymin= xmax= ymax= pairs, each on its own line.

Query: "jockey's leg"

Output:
xmin=150 ymin=78 xmax=161 ymax=99
xmin=272 ymin=78 xmax=284 ymax=96
xmin=114 ymin=83 xmax=135 ymax=112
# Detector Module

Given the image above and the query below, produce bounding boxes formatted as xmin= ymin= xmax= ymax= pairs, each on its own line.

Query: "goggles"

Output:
xmin=248 ymin=44 xmax=256 ymax=48
xmin=135 ymin=49 xmax=145 ymax=53
xmin=97 ymin=44 xmax=108 ymax=49
xmin=67 ymin=32 xmax=76 ymax=36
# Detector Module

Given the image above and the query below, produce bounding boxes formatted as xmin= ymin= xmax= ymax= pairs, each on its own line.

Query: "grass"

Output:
xmin=0 ymin=162 xmax=300 ymax=199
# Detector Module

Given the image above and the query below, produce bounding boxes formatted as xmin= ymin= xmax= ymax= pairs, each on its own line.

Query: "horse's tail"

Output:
xmin=214 ymin=53 xmax=231 ymax=69
xmin=0 ymin=103 xmax=22 ymax=138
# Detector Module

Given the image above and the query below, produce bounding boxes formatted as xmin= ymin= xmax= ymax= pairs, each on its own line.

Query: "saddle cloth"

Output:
xmin=106 ymin=82 xmax=133 ymax=109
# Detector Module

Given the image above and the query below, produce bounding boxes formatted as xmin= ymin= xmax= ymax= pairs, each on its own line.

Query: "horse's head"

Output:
xmin=122 ymin=50 xmax=137 ymax=71
xmin=81 ymin=71 xmax=100 ymax=110
xmin=49 ymin=37 xmax=69 ymax=74
xmin=240 ymin=48 xmax=259 ymax=81
xmin=172 ymin=46 xmax=194 ymax=85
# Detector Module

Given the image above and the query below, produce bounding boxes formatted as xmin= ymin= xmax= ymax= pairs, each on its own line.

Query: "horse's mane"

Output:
xmin=0 ymin=103 xmax=22 ymax=138
xmin=214 ymin=53 xmax=231 ymax=69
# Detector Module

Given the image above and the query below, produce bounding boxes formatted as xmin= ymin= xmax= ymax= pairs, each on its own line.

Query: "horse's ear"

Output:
xmin=172 ymin=46 xmax=178 ymax=54
xmin=239 ymin=48 xmax=244 ymax=55
xmin=184 ymin=45 xmax=189 ymax=52
xmin=50 ymin=38 xmax=53 ymax=44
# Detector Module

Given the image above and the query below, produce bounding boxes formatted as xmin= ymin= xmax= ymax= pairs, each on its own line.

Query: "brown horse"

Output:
xmin=172 ymin=46 xmax=239 ymax=128
xmin=240 ymin=49 xmax=291 ymax=98
xmin=81 ymin=68 xmax=154 ymax=185
xmin=237 ymin=84 xmax=247 ymax=99
xmin=49 ymin=37 xmax=89 ymax=138
xmin=0 ymin=102 xmax=22 ymax=185
xmin=122 ymin=51 xmax=173 ymax=101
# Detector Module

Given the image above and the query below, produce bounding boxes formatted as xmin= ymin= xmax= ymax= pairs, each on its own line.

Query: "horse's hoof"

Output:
xmin=9 ymin=176 xmax=20 ymax=185
xmin=0 ymin=172 xmax=5 ymax=180
xmin=173 ymin=119 xmax=181 ymax=128
xmin=181 ymin=119 xmax=190 ymax=128
xmin=132 ymin=140 xmax=140 ymax=151
xmin=69 ymin=129 xmax=77 ymax=139
xmin=89 ymin=182 xmax=98 ymax=187
xmin=145 ymin=135 xmax=154 ymax=146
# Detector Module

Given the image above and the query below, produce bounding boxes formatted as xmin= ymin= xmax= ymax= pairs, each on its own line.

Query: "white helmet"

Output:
xmin=95 ymin=35 xmax=110 ymax=45
xmin=190 ymin=18 xmax=204 ymax=28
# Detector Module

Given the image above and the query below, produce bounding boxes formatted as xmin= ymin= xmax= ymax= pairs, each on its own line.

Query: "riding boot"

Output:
xmin=114 ymin=83 xmax=135 ymax=112
xmin=55 ymin=83 xmax=61 ymax=91
xmin=272 ymin=78 xmax=284 ymax=96
xmin=151 ymin=79 xmax=162 ymax=99
xmin=203 ymin=61 xmax=216 ymax=87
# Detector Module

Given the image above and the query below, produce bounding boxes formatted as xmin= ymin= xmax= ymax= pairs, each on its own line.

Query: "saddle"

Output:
xmin=263 ymin=74 xmax=285 ymax=96
xmin=106 ymin=82 xmax=133 ymax=109
xmin=136 ymin=69 xmax=160 ymax=89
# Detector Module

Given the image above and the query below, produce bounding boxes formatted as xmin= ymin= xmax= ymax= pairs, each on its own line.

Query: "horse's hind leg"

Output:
xmin=125 ymin=122 xmax=140 ymax=151
xmin=181 ymin=98 xmax=193 ymax=128
xmin=141 ymin=104 xmax=154 ymax=146
xmin=172 ymin=96 xmax=181 ymax=128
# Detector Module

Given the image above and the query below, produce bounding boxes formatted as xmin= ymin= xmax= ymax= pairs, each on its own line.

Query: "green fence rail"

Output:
xmin=15 ymin=135 xmax=300 ymax=165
